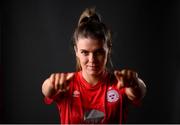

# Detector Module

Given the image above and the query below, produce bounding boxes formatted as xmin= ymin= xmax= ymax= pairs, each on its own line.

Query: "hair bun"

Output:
xmin=78 ymin=7 xmax=101 ymax=26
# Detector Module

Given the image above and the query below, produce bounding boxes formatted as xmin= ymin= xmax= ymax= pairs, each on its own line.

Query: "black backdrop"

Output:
xmin=1 ymin=0 xmax=180 ymax=123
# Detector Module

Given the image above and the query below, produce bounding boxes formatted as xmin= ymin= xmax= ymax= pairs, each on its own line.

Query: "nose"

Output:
xmin=89 ymin=53 xmax=96 ymax=63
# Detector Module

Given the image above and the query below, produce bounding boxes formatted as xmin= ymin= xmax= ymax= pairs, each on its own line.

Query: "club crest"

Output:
xmin=107 ymin=89 xmax=119 ymax=102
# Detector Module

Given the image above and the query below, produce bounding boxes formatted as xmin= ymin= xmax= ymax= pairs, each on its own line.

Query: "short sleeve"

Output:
xmin=44 ymin=97 xmax=53 ymax=105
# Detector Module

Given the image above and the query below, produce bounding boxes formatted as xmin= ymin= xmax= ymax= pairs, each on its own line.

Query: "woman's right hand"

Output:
xmin=42 ymin=72 xmax=75 ymax=98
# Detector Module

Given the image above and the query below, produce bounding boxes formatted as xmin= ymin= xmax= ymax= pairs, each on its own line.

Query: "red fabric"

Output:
xmin=44 ymin=71 xmax=128 ymax=124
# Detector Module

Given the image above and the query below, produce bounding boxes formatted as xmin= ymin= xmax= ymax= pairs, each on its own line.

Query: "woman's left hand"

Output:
xmin=114 ymin=69 xmax=146 ymax=102
xmin=114 ymin=69 xmax=138 ymax=89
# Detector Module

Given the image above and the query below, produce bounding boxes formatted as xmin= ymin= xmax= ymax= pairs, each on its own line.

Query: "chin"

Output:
xmin=87 ymin=69 xmax=102 ymax=76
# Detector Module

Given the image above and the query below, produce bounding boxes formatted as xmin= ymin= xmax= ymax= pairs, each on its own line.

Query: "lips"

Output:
xmin=87 ymin=65 xmax=99 ymax=70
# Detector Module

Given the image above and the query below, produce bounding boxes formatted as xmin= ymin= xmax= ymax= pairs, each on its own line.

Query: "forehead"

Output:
xmin=76 ymin=37 xmax=106 ymax=50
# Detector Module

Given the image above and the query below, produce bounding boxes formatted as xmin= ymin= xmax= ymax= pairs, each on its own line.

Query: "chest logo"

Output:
xmin=107 ymin=89 xmax=119 ymax=102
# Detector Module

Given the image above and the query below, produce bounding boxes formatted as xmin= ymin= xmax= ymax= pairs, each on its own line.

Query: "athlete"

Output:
xmin=42 ymin=7 xmax=146 ymax=124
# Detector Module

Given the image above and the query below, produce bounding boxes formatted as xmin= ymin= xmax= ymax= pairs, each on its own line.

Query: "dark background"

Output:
xmin=1 ymin=0 xmax=180 ymax=123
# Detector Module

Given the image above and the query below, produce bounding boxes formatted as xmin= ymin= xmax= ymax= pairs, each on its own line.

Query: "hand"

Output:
xmin=114 ymin=69 xmax=138 ymax=89
xmin=49 ymin=72 xmax=75 ymax=92
xmin=114 ymin=69 xmax=147 ymax=101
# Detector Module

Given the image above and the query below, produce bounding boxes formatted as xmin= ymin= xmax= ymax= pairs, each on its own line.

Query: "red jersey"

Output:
xmin=44 ymin=71 xmax=128 ymax=124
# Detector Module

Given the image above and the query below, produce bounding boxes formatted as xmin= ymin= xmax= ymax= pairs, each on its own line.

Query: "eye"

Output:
xmin=95 ymin=49 xmax=105 ymax=55
xmin=81 ymin=50 xmax=89 ymax=56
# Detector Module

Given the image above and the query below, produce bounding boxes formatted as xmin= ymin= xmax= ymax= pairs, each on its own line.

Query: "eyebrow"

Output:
xmin=80 ymin=48 xmax=104 ymax=52
xmin=80 ymin=49 xmax=88 ymax=51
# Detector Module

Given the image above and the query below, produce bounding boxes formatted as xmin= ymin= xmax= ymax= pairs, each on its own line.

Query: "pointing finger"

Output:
xmin=114 ymin=70 xmax=124 ymax=89
xmin=66 ymin=72 xmax=75 ymax=81
xmin=114 ymin=70 xmax=122 ymax=81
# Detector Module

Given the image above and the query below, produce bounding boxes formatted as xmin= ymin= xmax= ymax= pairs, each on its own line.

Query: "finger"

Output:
xmin=49 ymin=73 xmax=55 ymax=87
xmin=59 ymin=73 xmax=66 ymax=90
xmin=64 ymin=73 xmax=74 ymax=89
xmin=124 ymin=69 xmax=138 ymax=78
xmin=126 ymin=70 xmax=135 ymax=86
xmin=114 ymin=70 xmax=124 ymax=89
xmin=120 ymin=69 xmax=134 ymax=87
xmin=58 ymin=82 xmax=70 ymax=93
xmin=66 ymin=72 xmax=75 ymax=81
xmin=59 ymin=73 xmax=66 ymax=83
xmin=54 ymin=73 xmax=60 ymax=90
xmin=127 ymin=70 xmax=133 ymax=79
xmin=60 ymin=73 xmax=75 ymax=92
xmin=121 ymin=69 xmax=127 ymax=76
xmin=123 ymin=70 xmax=138 ymax=87
xmin=121 ymin=69 xmax=133 ymax=79
xmin=114 ymin=70 xmax=122 ymax=81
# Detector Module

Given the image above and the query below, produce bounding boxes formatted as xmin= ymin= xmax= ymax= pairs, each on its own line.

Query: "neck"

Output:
xmin=81 ymin=71 xmax=105 ymax=85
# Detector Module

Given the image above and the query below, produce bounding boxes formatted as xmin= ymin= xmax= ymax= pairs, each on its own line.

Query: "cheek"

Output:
xmin=78 ymin=55 xmax=88 ymax=65
xmin=98 ymin=54 xmax=108 ymax=63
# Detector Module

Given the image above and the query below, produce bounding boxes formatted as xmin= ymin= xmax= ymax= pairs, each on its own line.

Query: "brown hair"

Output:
xmin=73 ymin=7 xmax=113 ymax=71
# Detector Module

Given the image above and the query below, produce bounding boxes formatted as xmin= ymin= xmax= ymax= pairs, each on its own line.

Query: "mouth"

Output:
xmin=87 ymin=65 xmax=99 ymax=70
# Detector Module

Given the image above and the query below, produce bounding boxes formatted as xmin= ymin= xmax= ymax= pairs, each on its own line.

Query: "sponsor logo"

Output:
xmin=84 ymin=109 xmax=105 ymax=123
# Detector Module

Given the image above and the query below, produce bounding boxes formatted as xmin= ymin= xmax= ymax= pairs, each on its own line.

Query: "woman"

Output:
xmin=42 ymin=7 xmax=146 ymax=124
